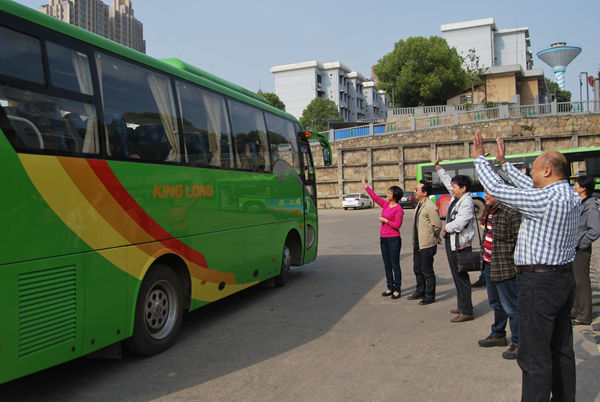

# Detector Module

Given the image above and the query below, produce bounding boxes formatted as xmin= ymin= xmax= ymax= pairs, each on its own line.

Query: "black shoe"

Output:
xmin=571 ymin=319 xmax=589 ymax=325
xmin=471 ymin=281 xmax=486 ymax=288
xmin=502 ymin=345 xmax=518 ymax=360
xmin=391 ymin=292 xmax=401 ymax=299
xmin=478 ymin=335 xmax=508 ymax=347
xmin=381 ymin=291 xmax=392 ymax=297
xmin=419 ymin=298 xmax=435 ymax=305
xmin=407 ymin=293 xmax=424 ymax=300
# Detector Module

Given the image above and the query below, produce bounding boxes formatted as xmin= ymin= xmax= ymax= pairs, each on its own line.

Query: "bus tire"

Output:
xmin=125 ymin=264 xmax=184 ymax=356
xmin=274 ymin=243 xmax=291 ymax=287
xmin=473 ymin=198 xmax=485 ymax=221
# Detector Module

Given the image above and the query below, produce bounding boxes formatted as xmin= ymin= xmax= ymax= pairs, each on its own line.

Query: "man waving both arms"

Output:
xmin=472 ymin=130 xmax=579 ymax=402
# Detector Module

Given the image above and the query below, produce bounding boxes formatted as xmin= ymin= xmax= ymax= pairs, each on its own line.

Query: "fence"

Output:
xmin=330 ymin=100 xmax=600 ymax=142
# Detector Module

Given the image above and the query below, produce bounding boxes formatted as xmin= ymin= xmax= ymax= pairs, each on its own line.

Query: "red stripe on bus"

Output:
xmin=87 ymin=159 xmax=210 ymax=269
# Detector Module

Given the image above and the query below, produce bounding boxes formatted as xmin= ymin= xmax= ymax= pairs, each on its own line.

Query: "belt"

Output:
xmin=516 ymin=263 xmax=572 ymax=273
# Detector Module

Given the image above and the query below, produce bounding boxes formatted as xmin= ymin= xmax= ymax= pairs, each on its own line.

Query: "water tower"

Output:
xmin=536 ymin=42 xmax=582 ymax=90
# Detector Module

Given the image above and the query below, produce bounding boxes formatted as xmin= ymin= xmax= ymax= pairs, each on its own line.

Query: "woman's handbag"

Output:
xmin=456 ymin=247 xmax=481 ymax=273
xmin=454 ymin=216 xmax=483 ymax=273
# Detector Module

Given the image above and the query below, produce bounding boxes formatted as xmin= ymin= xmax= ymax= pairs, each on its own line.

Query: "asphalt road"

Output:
xmin=1 ymin=208 xmax=599 ymax=401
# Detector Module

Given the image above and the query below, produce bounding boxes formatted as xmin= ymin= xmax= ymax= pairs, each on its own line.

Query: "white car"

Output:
xmin=342 ymin=193 xmax=373 ymax=210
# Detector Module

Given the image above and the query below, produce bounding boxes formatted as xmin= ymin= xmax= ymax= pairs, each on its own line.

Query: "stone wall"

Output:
xmin=311 ymin=114 xmax=600 ymax=208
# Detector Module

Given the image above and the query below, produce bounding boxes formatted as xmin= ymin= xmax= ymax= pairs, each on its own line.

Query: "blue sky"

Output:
xmin=14 ymin=0 xmax=598 ymax=102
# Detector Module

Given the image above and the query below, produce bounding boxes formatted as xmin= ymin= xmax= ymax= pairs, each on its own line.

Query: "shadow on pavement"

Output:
xmin=0 ymin=253 xmax=382 ymax=401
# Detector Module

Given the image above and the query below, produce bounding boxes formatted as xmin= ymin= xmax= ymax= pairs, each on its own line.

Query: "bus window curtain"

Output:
xmin=202 ymin=93 xmax=223 ymax=167
xmin=95 ymin=54 xmax=112 ymax=156
xmin=71 ymin=52 xmax=98 ymax=154
xmin=252 ymin=111 xmax=270 ymax=172
xmin=147 ymin=73 xmax=180 ymax=162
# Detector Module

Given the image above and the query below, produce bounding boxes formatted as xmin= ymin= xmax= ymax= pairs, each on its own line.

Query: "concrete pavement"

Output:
xmin=1 ymin=208 xmax=599 ymax=401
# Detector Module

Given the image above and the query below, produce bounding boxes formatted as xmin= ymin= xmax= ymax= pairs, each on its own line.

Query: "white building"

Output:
xmin=270 ymin=60 xmax=387 ymax=121
xmin=441 ymin=18 xmax=532 ymax=71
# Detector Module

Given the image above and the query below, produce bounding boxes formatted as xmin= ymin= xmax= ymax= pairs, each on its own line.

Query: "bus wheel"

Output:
xmin=126 ymin=264 xmax=183 ymax=356
xmin=274 ymin=243 xmax=291 ymax=287
xmin=473 ymin=198 xmax=485 ymax=221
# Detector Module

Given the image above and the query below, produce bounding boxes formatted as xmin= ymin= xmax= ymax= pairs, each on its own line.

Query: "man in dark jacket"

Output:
xmin=477 ymin=192 xmax=522 ymax=359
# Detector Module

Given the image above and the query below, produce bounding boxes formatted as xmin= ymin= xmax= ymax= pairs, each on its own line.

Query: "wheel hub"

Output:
xmin=145 ymin=288 xmax=169 ymax=331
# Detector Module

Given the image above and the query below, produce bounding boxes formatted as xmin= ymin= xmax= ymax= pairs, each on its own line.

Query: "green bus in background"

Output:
xmin=417 ymin=146 xmax=600 ymax=218
xmin=0 ymin=0 xmax=331 ymax=383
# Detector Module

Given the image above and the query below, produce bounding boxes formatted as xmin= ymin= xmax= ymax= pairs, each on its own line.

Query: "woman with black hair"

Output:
xmin=571 ymin=175 xmax=600 ymax=325
xmin=435 ymin=153 xmax=475 ymax=322
xmin=362 ymin=176 xmax=405 ymax=299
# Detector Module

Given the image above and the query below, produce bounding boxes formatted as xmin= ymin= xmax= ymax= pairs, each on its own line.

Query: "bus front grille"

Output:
xmin=17 ymin=265 xmax=77 ymax=358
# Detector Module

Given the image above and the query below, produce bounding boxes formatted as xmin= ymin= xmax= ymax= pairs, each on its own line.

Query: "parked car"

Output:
xmin=399 ymin=191 xmax=416 ymax=209
xmin=342 ymin=193 xmax=372 ymax=209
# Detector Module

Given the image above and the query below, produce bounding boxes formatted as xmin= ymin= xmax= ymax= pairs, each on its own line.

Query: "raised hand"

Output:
xmin=473 ymin=130 xmax=485 ymax=158
xmin=362 ymin=175 xmax=367 ymax=187
xmin=495 ymin=137 xmax=506 ymax=164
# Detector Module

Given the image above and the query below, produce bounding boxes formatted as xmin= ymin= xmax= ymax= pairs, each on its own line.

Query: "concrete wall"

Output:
xmin=518 ymin=78 xmax=538 ymax=106
xmin=273 ymin=67 xmax=317 ymax=119
xmin=494 ymin=30 xmax=528 ymax=68
xmin=486 ymin=74 xmax=516 ymax=103
xmin=443 ymin=25 xmax=494 ymax=68
xmin=311 ymin=114 xmax=600 ymax=208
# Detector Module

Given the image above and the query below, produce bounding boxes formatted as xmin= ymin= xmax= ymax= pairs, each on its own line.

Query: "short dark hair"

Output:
xmin=419 ymin=180 xmax=432 ymax=196
xmin=451 ymin=175 xmax=472 ymax=192
xmin=574 ymin=175 xmax=596 ymax=197
xmin=388 ymin=186 xmax=404 ymax=202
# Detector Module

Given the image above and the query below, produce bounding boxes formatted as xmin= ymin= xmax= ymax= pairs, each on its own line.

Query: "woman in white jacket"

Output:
xmin=435 ymin=154 xmax=475 ymax=322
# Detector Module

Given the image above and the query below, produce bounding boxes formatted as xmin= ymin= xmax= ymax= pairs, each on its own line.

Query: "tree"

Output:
xmin=299 ymin=98 xmax=343 ymax=132
xmin=372 ymin=36 xmax=469 ymax=107
xmin=463 ymin=48 xmax=482 ymax=104
xmin=545 ymin=78 xmax=571 ymax=103
xmin=257 ymin=90 xmax=286 ymax=111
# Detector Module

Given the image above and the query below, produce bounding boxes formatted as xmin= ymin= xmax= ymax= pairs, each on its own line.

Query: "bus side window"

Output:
xmin=175 ymin=81 xmax=232 ymax=168
xmin=46 ymin=41 xmax=93 ymax=96
xmin=228 ymin=99 xmax=270 ymax=173
xmin=96 ymin=52 xmax=179 ymax=163
xmin=0 ymin=25 xmax=44 ymax=85
xmin=0 ymin=86 xmax=98 ymax=155
xmin=265 ymin=113 xmax=299 ymax=172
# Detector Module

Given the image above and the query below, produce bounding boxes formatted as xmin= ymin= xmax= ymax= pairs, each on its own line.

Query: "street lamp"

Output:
xmin=580 ymin=72 xmax=590 ymax=103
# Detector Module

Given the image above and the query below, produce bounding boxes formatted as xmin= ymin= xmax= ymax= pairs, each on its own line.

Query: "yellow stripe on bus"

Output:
xmin=191 ymin=277 xmax=258 ymax=302
xmin=19 ymin=154 xmax=150 ymax=279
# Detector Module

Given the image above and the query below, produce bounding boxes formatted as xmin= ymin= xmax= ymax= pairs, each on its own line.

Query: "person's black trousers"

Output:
xmin=413 ymin=245 xmax=437 ymax=299
xmin=444 ymin=237 xmax=473 ymax=315
xmin=517 ymin=269 xmax=576 ymax=402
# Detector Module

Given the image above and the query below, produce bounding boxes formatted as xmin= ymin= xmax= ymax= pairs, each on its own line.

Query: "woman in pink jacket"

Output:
xmin=362 ymin=176 xmax=405 ymax=299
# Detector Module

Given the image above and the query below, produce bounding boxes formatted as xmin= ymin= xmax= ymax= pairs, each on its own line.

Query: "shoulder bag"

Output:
xmin=454 ymin=216 xmax=482 ymax=273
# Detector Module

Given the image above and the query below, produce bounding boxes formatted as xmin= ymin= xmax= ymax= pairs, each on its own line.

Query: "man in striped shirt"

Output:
xmin=473 ymin=131 xmax=580 ymax=402
xmin=477 ymin=193 xmax=521 ymax=360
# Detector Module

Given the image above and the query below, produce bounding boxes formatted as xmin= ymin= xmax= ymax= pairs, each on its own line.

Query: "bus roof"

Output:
xmin=417 ymin=146 xmax=600 ymax=167
xmin=0 ymin=0 xmax=296 ymax=123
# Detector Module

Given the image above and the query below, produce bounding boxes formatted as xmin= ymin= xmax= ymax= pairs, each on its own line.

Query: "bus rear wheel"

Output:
xmin=473 ymin=198 xmax=485 ymax=221
xmin=274 ymin=243 xmax=291 ymax=287
xmin=125 ymin=264 xmax=183 ymax=356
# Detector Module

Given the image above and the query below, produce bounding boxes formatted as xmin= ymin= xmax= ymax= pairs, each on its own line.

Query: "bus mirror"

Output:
xmin=307 ymin=130 xmax=332 ymax=166
xmin=323 ymin=147 xmax=332 ymax=166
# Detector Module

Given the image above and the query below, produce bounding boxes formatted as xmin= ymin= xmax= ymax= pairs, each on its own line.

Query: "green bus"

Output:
xmin=416 ymin=146 xmax=600 ymax=218
xmin=0 ymin=0 xmax=331 ymax=383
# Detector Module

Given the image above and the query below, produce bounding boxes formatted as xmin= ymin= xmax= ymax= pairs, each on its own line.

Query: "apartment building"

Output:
xmin=38 ymin=0 xmax=145 ymax=53
xmin=441 ymin=18 xmax=532 ymax=71
xmin=270 ymin=60 xmax=387 ymax=121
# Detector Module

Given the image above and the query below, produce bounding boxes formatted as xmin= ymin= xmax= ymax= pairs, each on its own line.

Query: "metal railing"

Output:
xmin=326 ymin=100 xmax=600 ymax=142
